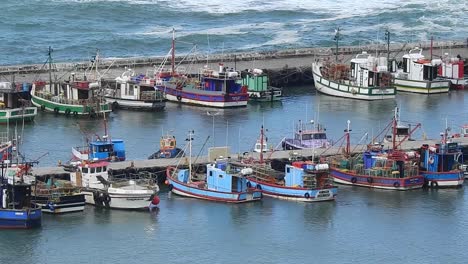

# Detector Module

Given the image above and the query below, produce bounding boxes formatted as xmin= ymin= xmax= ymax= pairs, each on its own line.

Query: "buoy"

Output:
xmin=164 ymin=180 xmax=169 ymax=185
xmin=151 ymin=196 xmax=160 ymax=205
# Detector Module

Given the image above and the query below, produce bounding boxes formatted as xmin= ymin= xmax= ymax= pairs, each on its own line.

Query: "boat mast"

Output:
xmin=430 ymin=36 xmax=433 ymax=61
xmin=48 ymin=46 xmax=53 ymax=94
xmin=385 ymin=29 xmax=390 ymax=71
xmin=187 ymin=130 xmax=194 ymax=183
xmin=260 ymin=125 xmax=264 ymax=164
xmin=392 ymin=107 xmax=398 ymax=150
xmin=346 ymin=120 xmax=351 ymax=155
xmin=171 ymin=28 xmax=175 ymax=76
xmin=334 ymin=27 xmax=341 ymax=62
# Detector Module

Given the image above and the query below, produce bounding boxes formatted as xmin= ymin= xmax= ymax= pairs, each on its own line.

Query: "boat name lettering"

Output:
xmin=231 ymin=96 xmax=241 ymax=101
xmin=15 ymin=212 xmax=24 ymax=215
xmin=316 ymin=190 xmax=331 ymax=198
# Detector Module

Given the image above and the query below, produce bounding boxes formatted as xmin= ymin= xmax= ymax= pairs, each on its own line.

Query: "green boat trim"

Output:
xmin=0 ymin=107 xmax=37 ymax=124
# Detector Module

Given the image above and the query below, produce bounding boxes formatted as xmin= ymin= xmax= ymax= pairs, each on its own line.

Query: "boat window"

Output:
xmin=219 ymin=174 xmax=223 ymax=178
xmin=103 ymin=166 xmax=107 ymax=172
xmin=313 ymin=133 xmax=327 ymax=139
xmin=287 ymin=167 xmax=290 ymax=173
xmin=90 ymin=168 xmax=95 ymax=173
xmin=96 ymin=167 xmax=102 ymax=173
xmin=302 ymin=134 xmax=312 ymax=140
xmin=82 ymin=167 xmax=88 ymax=173
xmin=209 ymin=171 xmax=213 ymax=177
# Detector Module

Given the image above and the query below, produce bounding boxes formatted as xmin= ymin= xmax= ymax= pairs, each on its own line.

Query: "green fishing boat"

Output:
xmin=30 ymin=47 xmax=111 ymax=117
xmin=0 ymin=82 xmax=37 ymax=124
xmin=240 ymin=69 xmax=282 ymax=102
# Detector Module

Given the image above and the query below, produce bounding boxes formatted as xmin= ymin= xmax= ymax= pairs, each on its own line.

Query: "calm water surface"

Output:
xmin=1 ymin=87 xmax=468 ymax=263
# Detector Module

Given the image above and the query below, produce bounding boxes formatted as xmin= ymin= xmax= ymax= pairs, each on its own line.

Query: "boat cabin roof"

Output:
xmin=90 ymin=139 xmax=123 ymax=146
xmin=81 ymin=161 xmax=109 ymax=168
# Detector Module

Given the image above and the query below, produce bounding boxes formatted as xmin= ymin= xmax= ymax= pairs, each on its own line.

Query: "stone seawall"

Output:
xmin=2 ymin=40 xmax=467 ymax=85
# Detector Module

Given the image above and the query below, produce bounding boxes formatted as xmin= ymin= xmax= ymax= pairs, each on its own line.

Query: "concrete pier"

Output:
xmin=31 ymin=135 xmax=468 ymax=178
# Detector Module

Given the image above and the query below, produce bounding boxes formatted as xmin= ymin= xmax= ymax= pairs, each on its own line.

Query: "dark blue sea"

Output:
xmin=1 ymin=0 xmax=466 ymax=65
xmin=1 ymin=1 xmax=468 ymax=263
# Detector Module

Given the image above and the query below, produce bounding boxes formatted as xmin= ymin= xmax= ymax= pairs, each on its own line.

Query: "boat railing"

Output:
xmin=34 ymin=90 xmax=107 ymax=106
xmin=140 ymin=91 xmax=164 ymax=101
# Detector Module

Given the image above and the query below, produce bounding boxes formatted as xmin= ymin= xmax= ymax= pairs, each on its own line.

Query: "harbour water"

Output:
xmin=2 ymin=0 xmax=467 ymax=65
xmin=1 ymin=182 xmax=466 ymax=263
xmin=1 ymin=87 xmax=468 ymax=263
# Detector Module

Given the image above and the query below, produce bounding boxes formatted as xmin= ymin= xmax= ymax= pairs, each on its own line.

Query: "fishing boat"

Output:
xmin=329 ymin=111 xmax=425 ymax=190
xmin=241 ymin=126 xmax=337 ymax=202
xmin=165 ymin=131 xmax=262 ymax=203
xmin=72 ymin=115 xmax=125 ymax=162
xmin=281 ymin=120 xmax=329 ymax=150
xmin=148 ymin=134 xmax=184 ymax=159
xmin=438 ymin=54 xmax=467 ymax=90
xmin=0 ymin=82 xmax=37 ymax=123
xmin=105 ymin=68 xmax=166 ymax=111
xmin=70 ymin=161 xmax=159 ymax=210
xmin=72 ymin=137 xmax=125 ymax=162
xmin=393 ymin=47 xmax=450 ymax=94
xmin=239 ymin=69 xmax=282 ymax=102
xmin=155 ymin=30 xmax=249 ymax=108
xmin=418 ymin=126 xmax=464 ymax=188
xmin=312 ymin=51 xmax=396 ymax=100
xmin=0 ymin=161 xmax=41 ymax=229
xmin=10 ymin=163 xmax=85 ymax=214
xmin=30 ymin=47 xmax=111 ymax=117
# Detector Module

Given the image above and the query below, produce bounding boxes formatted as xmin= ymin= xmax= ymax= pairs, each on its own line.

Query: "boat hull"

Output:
xmin=167 ymin=177 xmax=262 ymax=203
xmin=0 ymin=107 xmax=37 ymax=124
xmin=312 ymin=63 xmax=396 ymax=100
xmin=0 ymin=207 xmax=42 ymax=229
xmin=106 ymin=97 xmax=165 ymax=111
xmin=394 ymin=78 xmax=450 ymax=94
xmin=421 ymin=171 xmax=464 ymax=188
xmin=34 ymin=194 xmax=86 ymax=214
xmin=161 ymin=87 xmax=248 ymax=108
xmin=246 ymin=178 xmax=337 ymax=202
xmin=82 ymin=190 xmax=153 ymax=210
xmin=31 ymin=87 xmax=111 ymax=116
xmin=247 ymin=89 xmax=282 ymax=102
xmin=331 ymin=168 xmax=424 ymax=190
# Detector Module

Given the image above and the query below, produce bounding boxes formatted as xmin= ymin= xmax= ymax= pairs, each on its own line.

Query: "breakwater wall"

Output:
xmin=1 ymin=40 xmax=467 ymax=87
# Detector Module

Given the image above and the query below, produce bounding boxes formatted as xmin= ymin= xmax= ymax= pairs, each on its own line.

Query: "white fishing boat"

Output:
xmin=105 ymin=68 xmax=166 ymax=111
xmin=70 ymin=161 xmax=159 ymax=210
xmin=312 ymin=52 xmax=396 ymax=100
xmin=393 ymin=47 xmax=450 ymax=94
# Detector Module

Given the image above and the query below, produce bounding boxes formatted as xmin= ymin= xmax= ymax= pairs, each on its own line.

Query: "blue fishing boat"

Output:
xmin=148 ymin=134 xmax=184 ymax=159
xmin=165 ymin=131 xmax=262 ymax=203
xmin=155 ymin=30 xmax=249 ymax=108
xmin=243 ymin=161 xmax=337 ymax=202
xmin=72 ymin=115 xmax=125 ymax=162
xmin=0 ymin=162 xmax=42 ymax=229
xmin=329 ymin=111 xmax=425 ymax=190
xmin=419 ymin=128 xmax=464 ymax=188
xmin=73 ymin=138 xmax=125 ymax=162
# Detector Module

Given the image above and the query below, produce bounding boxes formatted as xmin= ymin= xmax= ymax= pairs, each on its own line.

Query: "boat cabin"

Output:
xmin=71 ymin=161 xmax=109 ymax=189
xmin=420 ymin=143 xmax=463 ymax=173
xmin=349 ymin=52 xmax=391 ymax=87
xmin=88 ymin=139 xmax=125 ymax=161
xmin=176 ymin=160 xmax=249 ymax=193
xmin=401 ymin=47 xmax=441 ymax=81
xmin=286 ymin=161 xmax=330 ymax=189
xmin=198 ymin=64 xmax=245 ymax=94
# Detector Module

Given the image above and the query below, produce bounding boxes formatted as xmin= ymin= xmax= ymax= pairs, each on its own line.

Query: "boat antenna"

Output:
xmin=171 ymin=28 xmax=176 ymax=76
